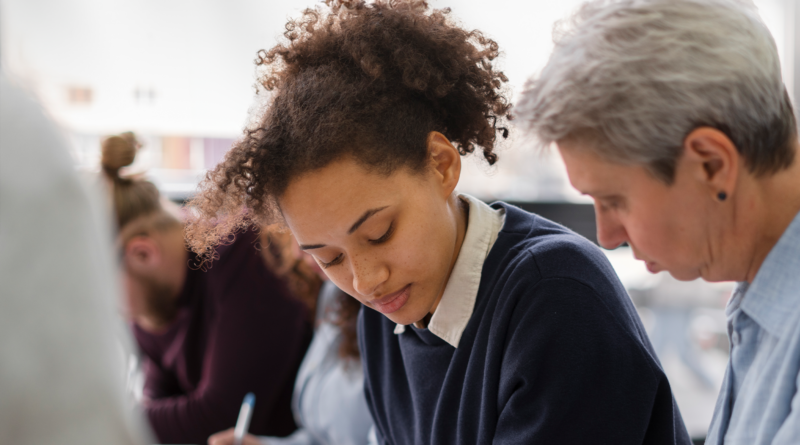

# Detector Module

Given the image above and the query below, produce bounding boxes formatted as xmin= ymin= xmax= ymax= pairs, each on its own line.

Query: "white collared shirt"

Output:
xmin=393 ymin=193 xmax=505 ymax=348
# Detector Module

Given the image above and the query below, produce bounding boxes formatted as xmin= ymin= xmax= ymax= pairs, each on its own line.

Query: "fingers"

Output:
xmin=244 ymin=434 xmax=264 ymax=445
xmin=207 ymin=428 xmax=235 ymax=445
xmin=208 ymin=429 xmax=263 ymax=445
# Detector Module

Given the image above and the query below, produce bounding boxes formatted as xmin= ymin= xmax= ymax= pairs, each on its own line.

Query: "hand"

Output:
xmin=208 ymin=428 xmax=263 ymax=445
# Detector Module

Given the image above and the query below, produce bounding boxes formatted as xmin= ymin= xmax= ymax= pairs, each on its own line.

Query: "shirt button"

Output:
xmin=731 ymin=331 xmax=740 ymax=345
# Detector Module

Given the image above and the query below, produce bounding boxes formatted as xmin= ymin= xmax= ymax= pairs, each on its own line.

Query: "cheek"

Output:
xmin=323 ymin=267 xmax=362 ymax=302
xmin=629 ymin=218 xmax=672 ymax=255
xmin=394 ymin=215 xmax=449 ymax=275
xmin=625 ymin=198 xmax=700 ymax=259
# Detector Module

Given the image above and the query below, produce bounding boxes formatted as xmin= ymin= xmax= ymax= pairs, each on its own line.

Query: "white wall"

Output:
xmin=0 ymin=0 xmax=792 ymax=200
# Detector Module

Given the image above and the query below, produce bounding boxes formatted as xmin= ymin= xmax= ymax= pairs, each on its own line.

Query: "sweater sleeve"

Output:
xmin=144 ymin=264 xmax=310 ymax=444
xmin=493 ymin=276 xmax=685 ymax=445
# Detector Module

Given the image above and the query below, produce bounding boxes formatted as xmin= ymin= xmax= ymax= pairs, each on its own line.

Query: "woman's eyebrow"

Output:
xmin=348 ymin=206 xmax=389 ymax=234
xmin=299 ymin=206 xmax=389 ymax=250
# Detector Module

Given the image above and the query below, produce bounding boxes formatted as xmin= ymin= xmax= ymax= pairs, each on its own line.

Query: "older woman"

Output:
xmin=519 ymin=0 xmax=800 ymax=444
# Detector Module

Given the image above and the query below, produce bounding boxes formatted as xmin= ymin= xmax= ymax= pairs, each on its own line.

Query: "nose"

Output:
xmin=350 ymin=255 xmax=389 ymax=297
xmin=595 ymin=204 xmax=628 ymax=250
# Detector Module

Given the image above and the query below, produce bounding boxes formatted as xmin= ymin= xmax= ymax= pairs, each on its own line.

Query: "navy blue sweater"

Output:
xmin=359 ymin=203 xmax=691 ymax=444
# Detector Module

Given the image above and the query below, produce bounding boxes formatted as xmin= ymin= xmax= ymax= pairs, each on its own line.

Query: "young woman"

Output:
xmin=187 ymin=1 xmax=692 ymax=443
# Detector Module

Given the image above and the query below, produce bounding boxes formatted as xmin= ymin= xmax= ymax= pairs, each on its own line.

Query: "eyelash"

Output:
xmin=320 ymin=254 xmax=343 ymax=269
xmin=369 ymin=222 xmax=394 ymax=245
xmin=599 ymin=200 xmax=621 ymax=212
xmin=318 ymin=222 xmax=394 ymax=269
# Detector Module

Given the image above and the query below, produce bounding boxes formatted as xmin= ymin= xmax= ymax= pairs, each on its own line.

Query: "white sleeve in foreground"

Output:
xmin=0 ymin=74 xmax=152 ymax=445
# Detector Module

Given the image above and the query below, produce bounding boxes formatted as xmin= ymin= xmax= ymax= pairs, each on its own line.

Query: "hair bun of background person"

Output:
xmin=98 ymin=132 xmax=176 ymax=233
xmin=101 ymin=134 xmax=137 ymax=178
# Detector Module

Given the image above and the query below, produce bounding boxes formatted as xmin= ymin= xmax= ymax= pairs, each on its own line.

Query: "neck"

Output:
xmin=422 ymin=193 xmax=468 ymax=321
xmin=739 ymin=155 xmax=800 ymax=282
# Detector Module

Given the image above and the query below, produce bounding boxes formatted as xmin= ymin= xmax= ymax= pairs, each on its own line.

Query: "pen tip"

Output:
xmin=243 ymin=392 xmax=255 ymax=405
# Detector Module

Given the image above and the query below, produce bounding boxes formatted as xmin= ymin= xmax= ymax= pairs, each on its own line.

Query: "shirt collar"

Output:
xmin=739 ymin=209 xmax=800 ymax=339
xmin=393 ymin=193 xmax=505 ymax=348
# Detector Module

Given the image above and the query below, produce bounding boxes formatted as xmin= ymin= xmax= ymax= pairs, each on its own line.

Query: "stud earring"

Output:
xmin=717 ymin=191 xmax=727 ymax=201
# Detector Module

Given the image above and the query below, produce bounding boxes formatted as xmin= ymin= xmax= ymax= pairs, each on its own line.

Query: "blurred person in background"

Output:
xmin=209 ymin=231 xmax=375 ymax=445
xmin=519 ymin=0 xmax=800 ymax=443
xmin=104 ymin=143 xmax=313 ymax=444
xmin=185 ymin=1 xmax=691 ymax=443
xmin=0 ymin=73 xmax=150 ymax=444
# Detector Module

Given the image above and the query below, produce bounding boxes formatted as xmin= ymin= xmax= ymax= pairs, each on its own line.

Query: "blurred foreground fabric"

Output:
xmin=0 ymin=73 xmax=151 ymax=444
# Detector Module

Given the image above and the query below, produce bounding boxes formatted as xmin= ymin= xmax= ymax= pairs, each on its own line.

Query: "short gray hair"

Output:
xmin=517 ymin=0 xmax=796 ymax=183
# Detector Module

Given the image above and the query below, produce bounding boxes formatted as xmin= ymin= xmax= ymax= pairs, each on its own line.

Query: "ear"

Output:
xmin=682 ymin=127 xmax=739 ymax=199
xmin=426 ymin=131 xmax=462 ymax=197
xmin=123 ymin=235 xmax=162 ymax=274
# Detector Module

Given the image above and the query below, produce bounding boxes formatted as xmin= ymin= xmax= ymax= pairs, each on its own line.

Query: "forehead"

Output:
xmin=278 ymin=157 xmax=418 ymax=239
xmin=556 ymin=140 xmax=642 ymax=194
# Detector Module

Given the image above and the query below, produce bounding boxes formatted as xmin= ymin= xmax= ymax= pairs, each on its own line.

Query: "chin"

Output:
xmin=383 ymin=294 xmax=436 ymax=326
xmin=667 ymin=268 xmax=702 ymax=282
xmin=383 ymin=305 xmax=426 ymax=326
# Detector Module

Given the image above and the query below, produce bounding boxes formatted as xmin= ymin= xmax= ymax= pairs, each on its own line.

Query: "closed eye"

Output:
xmin=369 ymin=222 xmax=394 ymax=245
xmin=600 ymin=201 xmax=617 ymax=211
xmin=597 ymin=197 xmax=623 ymax=212
xmin=319 ymin=222 xmax=394 ymax=268
xmin=319 ymin=253 xmax=344 ymax=269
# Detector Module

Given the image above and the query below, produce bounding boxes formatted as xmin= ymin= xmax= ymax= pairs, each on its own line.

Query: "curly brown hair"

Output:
xmin=185 ymin=0 xmax=512 ymax=264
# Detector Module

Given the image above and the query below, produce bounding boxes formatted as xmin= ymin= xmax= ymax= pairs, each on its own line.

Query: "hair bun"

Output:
xmin=101 ymin=134 xmax=137 ymax=175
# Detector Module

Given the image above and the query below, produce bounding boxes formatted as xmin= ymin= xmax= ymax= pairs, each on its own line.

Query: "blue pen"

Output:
xmin=233 ymin=392 xmax=256 ymax=445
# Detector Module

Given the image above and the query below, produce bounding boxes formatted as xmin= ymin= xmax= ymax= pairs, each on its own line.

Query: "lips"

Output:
xmin=368 ymin=284 xmax=411 ymax=314
xmin=632 ymin=249 xmax=661 ymax=274
xmin=645 ymin=261 xmax=662 ymax=273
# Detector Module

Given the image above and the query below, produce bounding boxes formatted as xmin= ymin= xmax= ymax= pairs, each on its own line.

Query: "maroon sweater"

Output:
xmin=133 ymin=229 xmax=312 ymax=444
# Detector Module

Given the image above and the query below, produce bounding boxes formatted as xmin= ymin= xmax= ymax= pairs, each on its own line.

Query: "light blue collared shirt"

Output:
xmin=706 ymin=210 xmax=800 ymax=444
